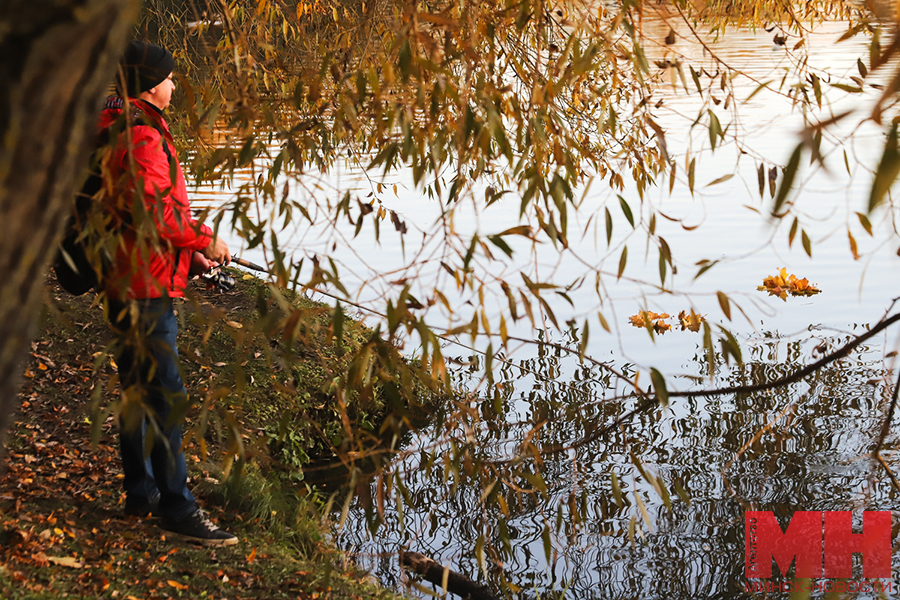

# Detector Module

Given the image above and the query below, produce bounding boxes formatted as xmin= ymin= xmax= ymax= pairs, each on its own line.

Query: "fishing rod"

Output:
xmin=232 ymin=256 xmax=267 ymax=272
xmin=199 ymin=256 xmax=268 ymax=291
xmin=205 ymin=257 xmax=594 ymax=398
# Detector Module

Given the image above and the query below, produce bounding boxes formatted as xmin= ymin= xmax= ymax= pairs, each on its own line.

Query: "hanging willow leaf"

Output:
xmin=690 ymin=65 xmax=702 ymax=94
xmin=857 ymin=212 xmax=873 ymax=235
xmin=702 ymin=321 xmax=715 ymax=380
xmin=578 ymin=320 xmax=589 ymax=362
xmin=541 ymin=524 xmax=552 ymax=563
xmin=688 ymin=158 xmax=695 ymax=194
xmin=745 ymin=80 xmax=771 ymax=103
xmin=801 ymin=229 xmax=812 ymax=257
xmin=646 ymin=118 xmax=668 ymax=162
xmin=598 ymin=311 xmax=610 ymax=333
xmin=605 ymin=207 xmax=613 ymax=245
xmin=658 ymin=251 xmax=667 ymax=286
xmin=705 ymin=173 xmax=733 ymax=187
xmin=848 ymin=230 xmax=859 ymax=260
xmin=650 ymin=367 xmax=668 ymax=407
xmin=634 ymin=492 xmax=654 ymax=532
xmin=617 ymin=246 xmax=628 ymax=279
xmin=718 ymin=326 xmax=743 ymax=366
xmin=694 ymin=259 xmax=717 ymax=279
xmin=611 ymin=473 xmax=624 ymax=509
xmin=716 ymin=291 xmax=731 ymax=320
xmin=618 ymin=195 xmax=635 ymax=228
xmin=708 ymin=110 xmax=722 ymax=150
xmin=772 ymin=143 xmax=803 ymax=216
xmin=868 ymin=123 xmax=900 ymax=213
xmin=757 ymin=164 xmax=765 ymax=198
xmin=811 ymin=73 xmax=822 ymax=107
xmin=830 ymin=82 xmax=862 ymax=93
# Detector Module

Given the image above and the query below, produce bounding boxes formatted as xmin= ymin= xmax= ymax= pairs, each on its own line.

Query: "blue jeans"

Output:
xmin=110 ymin=297 xmax=196 ymax=523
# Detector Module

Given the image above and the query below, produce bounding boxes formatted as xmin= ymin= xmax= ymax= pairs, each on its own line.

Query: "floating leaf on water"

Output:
xmin=628 ymin=310 xmax=706 ymax=334
xmin=677 ymin=310 xmax=704 ymax=332
xmin=627 ymin=311 xmax=670 ymax=334
xmin=757 ymin=267 xmax=821 ymax=301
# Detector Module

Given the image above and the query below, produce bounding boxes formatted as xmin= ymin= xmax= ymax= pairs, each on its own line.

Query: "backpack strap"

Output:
xmin=104 ymin=96 xmax=175 ymax=165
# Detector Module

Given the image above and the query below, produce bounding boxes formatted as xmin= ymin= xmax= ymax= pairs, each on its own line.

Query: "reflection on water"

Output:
xmin=186 ymin=15 xmax=900 ymax=599
xmin=338 ymin=330 xmax=899 ymax=599
xmin=323 ymin=21 xmax=900 ymax=600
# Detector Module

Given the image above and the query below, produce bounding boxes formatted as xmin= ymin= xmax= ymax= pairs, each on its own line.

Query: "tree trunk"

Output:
xmin=0 ymin=0 xmax=136 ymax=465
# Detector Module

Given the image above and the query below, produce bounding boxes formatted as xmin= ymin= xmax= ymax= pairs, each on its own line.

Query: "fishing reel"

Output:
xmin=200 ymin=266 xmax=236 ymax=293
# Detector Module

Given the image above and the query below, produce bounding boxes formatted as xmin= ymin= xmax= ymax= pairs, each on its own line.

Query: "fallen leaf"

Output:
xmin=46 ymin=556 xmax=83 ymax=568
xmin=627 ymin=311 xmax=669 ymax=327
xmin=758 ymin=268 xmax=821 ymax=300
xmin=168 ymin=580 xmax=188 ymax=590
xmin=677 ymin=310 xmax=704 ymax=332
xmin=226 ymin=321 xmax=243 ymax=329
xmin=247 ymin=547 xmax=257 ymax=563
xmin=628 ymin=311 xmax=671 ymax=334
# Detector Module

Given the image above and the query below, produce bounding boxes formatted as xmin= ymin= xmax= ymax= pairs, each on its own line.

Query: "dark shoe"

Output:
xmin=124 ymin=495 xmax=160 ymax=518
xmin=161 ymin=509 xmax=238 ymax=547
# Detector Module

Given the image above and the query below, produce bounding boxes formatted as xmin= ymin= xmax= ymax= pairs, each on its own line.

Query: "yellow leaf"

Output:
xmin=47 ymin=556 xmax=83 ymax=569
xmin=678 ymin=310 xmax=704 ymax=332
xmin=848 ymin=230 xmax=859 ymax=260
xmin=168 ymin=580 xmax=188 ymax=590
xmin=758 ymin=268 xmax=820 ymax=300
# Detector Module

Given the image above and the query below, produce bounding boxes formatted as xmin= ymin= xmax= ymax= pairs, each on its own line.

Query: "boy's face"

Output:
xmin=142 ymin=72 xmax=175 ymax=110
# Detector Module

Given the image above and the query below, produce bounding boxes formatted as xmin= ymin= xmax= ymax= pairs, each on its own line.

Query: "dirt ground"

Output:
xmin=0 ymin=276 xmax=400 ymax=600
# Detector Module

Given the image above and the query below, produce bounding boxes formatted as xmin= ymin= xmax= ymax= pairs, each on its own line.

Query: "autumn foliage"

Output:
xmin=758 ymin=268 xmax=821 ymax=301
xmin=628 ymin=310 xmax=705 ymax=334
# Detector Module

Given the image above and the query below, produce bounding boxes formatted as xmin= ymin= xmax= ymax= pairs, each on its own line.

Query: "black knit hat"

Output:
xmin=120 ymin=40 xmax=174 ymax=96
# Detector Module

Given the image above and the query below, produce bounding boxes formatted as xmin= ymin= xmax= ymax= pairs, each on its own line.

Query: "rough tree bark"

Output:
xmin=0 ymin=0 xmax=137 ymax=464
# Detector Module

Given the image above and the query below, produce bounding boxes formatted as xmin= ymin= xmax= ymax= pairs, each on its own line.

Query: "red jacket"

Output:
xmin=98 ymin=97 xmax=212 ymax=300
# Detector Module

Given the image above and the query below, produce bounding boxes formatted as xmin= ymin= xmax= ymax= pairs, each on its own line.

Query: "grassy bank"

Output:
xmin=0 ymin=271 xmax=429 ymax=599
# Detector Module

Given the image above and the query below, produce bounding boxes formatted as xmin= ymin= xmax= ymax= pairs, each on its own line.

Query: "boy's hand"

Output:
xmin=200 ymin=236 xmax=231 ymax=265
xmin=190 ymin=251 xmax=216 ymax=277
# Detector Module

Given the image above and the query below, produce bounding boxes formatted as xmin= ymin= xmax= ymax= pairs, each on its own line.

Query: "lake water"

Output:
xmin=194 ymin=16 xmax=900 ymax=600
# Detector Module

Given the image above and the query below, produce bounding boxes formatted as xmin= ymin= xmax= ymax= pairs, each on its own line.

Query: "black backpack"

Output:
xmin=53 ymin=154 xmax=106 ymax=295
xmin=54 ymin=99 xmax=172 ymax=295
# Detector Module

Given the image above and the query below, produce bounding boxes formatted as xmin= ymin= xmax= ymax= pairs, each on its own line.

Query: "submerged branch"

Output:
xmin=399 ymin=550 xmax=498 ymax=600
xmin=523 ymin=311 xmax=900 ymax=457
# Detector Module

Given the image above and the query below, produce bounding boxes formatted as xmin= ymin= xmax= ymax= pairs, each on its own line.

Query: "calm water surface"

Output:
xmin=196 ymin=18 xmax=900 ymax=599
